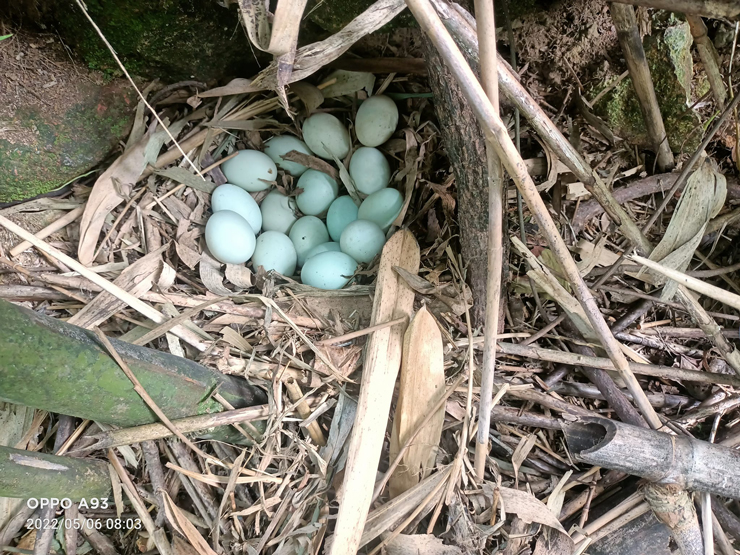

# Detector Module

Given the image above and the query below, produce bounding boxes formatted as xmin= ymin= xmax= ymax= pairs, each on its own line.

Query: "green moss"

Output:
xmin=0 ymin=82 xmax=133 ymax=202
xmin=54 ymin=0 xmax=265 ymax=81
xmin=592 ymin=15 xmax=701 ymax=154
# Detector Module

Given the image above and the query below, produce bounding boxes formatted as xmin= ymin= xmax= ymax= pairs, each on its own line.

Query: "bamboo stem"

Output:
xmin=496 ymin=341 xmax=740 ymax=387
xmin=474 ymin=0 xmax=504 ymax=482
xmin=688 ymin=15 xmax=728 ymax=109
xmin=406 ymin=0 xmax=662 ymax=430
xmin=611 ymin=3 xmax=675 ymax=171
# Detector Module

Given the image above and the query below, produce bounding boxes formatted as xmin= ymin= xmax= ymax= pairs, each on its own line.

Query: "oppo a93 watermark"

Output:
xmin=27 ymin=497 xmax=109 ymax=510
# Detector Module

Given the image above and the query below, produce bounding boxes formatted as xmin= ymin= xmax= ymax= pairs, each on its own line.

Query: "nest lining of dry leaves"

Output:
xmin=3 ymin=2 xmax=740 ymax=555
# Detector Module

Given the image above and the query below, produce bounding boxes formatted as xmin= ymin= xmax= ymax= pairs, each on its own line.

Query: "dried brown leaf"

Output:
xmin=161 ymin=491 xmax=218 ymax=555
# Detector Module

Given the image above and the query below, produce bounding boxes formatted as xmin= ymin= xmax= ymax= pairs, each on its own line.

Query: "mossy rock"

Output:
xmin=54 ymin=0 xmax=264 ymax=81
xmin=593 ymin=14 xmax=701 ymax=153
xmin=0 ymin=80 xmax=133 ymax=203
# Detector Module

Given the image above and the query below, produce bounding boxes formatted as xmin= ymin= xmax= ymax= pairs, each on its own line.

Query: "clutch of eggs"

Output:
xmin=205 ymin=96 xmax=400 ymax=289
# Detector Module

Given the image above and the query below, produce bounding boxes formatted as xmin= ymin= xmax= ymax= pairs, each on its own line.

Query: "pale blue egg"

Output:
xmin=263 ymin=135 xmax=313 ymax=177
xmin=301 ymin=251 xmax=358 ymax=290
xmin=355 ymin=95 xmax=398 ymax=147
xmin=221 ymin=150 xmax=277 ymax=191
xmin=306 ymin=242 xmax=341 ymax=260
xmin=289 ymin=216 xmax=330 ymax=266
xmin=296 ymin=170 xmax=339 ymax=216
xmin=302 ymin=113 xmax=350 ymax=159
xmin=205 ymin=210 xmax=256 ymax=264
xmin=252 ymin=231 xmax=297 ymax=276
xmin=349 ymin=147 xmax=391 ymax=195
xmin=211 ymin=184 xmax=262 ymax=234
xmin=358 ymin=188 xmax=404 ymax=230
xmin=340 ymin=220 xmax=386 ymax=263
xmin=327 ymin=195 xmax=359 ymax=241
xmin=260 ymin=191 xmax=297 ymax=234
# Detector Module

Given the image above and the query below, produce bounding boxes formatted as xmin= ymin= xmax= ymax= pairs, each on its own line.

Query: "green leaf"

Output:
xmin=0 ymin=34 xmax=13 ymax=41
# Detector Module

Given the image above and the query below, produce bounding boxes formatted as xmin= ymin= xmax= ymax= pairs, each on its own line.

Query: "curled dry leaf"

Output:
xmin=250 ymin=0 xmax=407 ymax=91
xmin=238 ymin=0 xmax=271 ymax=52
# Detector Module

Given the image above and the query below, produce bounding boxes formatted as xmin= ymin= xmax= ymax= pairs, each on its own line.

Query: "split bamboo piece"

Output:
xmin=611 ymin=3 xmax=675 ymax=171
xmin=329 ymin=229 xmax=419 ymax=555
xmin=389 ymin=306 xmax=445 ymax=498
xmin=473 ymin=0 xmax=505 ymax=481
xmin=406 ymin=0 xmax=662 ymax=431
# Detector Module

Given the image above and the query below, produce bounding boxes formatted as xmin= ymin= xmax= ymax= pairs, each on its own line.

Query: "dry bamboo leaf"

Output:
xmin=154 ymin=167 xmax=215 ymax=194
xmin=225 ymin=264 xmax=253 ymax=288
xmin=161 ymin=491 xmax=217 ymax=555
xmin=107 ymin=463 xmax=123 ymax=518
xmin=643 ymin=160 xmax=726 ymax=299
xmin=389 ymin=306 xmax=445 ymax=498
xmin=320 ymin=70 xmax=376 ymax=98
xmin=282 ymin=151 xmax=338 ymax=179
xmin=332 ymin=154 xmax=362 ymax=205
xmin=67 ymin=245 xmax=166 ymax=329
xmin=250 ymin=0 xmax=407 ymax=91
xmin=511 ymin=433 xmax=536 ymax=485
xmin=157 ymin=262 xmax=177 ymax=291
xmin=386 ymin=534 xmax=463 ymax=555
xmin=197 ymin=78 xmax=255 ymax=98
xmin=78 ymin=121 xmax=185 ymax=265
xmin=199 ymin=252 xmax=233 ymax=296
xmin=392 ymin=129 xmax=419 ymax=227
xmin=176 ymin=241 xmax=201 ymax=270
xmin=268 ymin=0 xmax=308 ymax=56
xmin=499 ymin=487 xmax=571 ymax=536
xmin=238 ymin=0 xmax=271 ymax=52
xmin=289 ymin=82 xmax=324 ymax=114
xmin=221 ymin=327 xmax=253 ymax=353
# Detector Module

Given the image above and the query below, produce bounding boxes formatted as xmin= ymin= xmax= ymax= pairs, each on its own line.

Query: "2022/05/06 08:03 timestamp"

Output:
xmin=26 ymin=517 xmax=143 ymax=531
xmin=25 ymin=497 xmax=142 ymax=531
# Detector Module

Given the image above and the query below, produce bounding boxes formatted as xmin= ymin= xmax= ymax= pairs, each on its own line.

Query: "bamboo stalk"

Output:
xmin=564 ymin=417 xmax=740 ymax=499
xmin=688 ymin=15 xmax=728 ymax=109
xmin=406 ymin=0 xmax=663 ymax=430
xmin=611 ymin=0 xmax=740 ymax=18
xmin=9 ymin=206 xmax=85 ymax=257
xmin=429 ymin=0 xmax=653 ymax=254
xmin=611 ymin=3 xmax=675 ymax=171
xmin=496 ymin=341 xmax=740 ymax=387
xmin=474 ymin=0 xmax=505 ymax=482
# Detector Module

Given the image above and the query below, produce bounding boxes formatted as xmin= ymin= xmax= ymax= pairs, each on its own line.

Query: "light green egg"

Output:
xmin=205 ymin=210 xmax=256 ymax=264
xmin=263 ymin=135 xmax=313 ymax=177
xmin=260 ymin=191 xmax=297 ymax=234
xmin=289 ymin=216 xmax=330 ymax=266
xmin=211 ymin=184 xmax=262 ymax=234
xmin=326 ymin=195 xmax=359 ymax=241
xmin=296 ymin=170 xmax=339 ymax=216
xmin=306 ymin=242 xmax=341 ymax=260
xmin=358 ymin=188 xmax=404 ymax=230
xmin=355 ymin=95 xmax=399 ymax=147
xmin=302 ymin=113 xmax=350 ymax=159
xmin=340 ymin=220 xmax=386 ymax=264
xmin=221 ymin=150 xmax=278 ymax=192
xmin=301 ymin=251 xmax=358 ymax=290
xmin=349 ymin=147 xmax=391 ymax=195
xmin=252 ymin=231 xmax=297 ymax=276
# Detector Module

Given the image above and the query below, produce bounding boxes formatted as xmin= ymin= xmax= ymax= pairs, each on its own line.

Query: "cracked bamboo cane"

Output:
xmin=473 ymin=0 xmax=505 ymax=481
